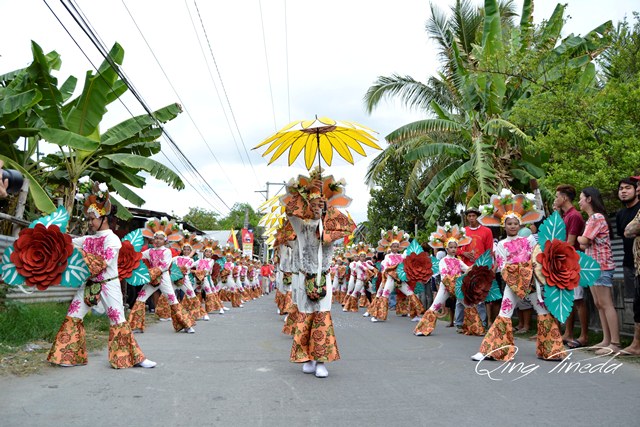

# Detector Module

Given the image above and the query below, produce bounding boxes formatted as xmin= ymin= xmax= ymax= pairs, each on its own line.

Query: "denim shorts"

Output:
xmin=593 ymin=269 xmax=614 ymax=287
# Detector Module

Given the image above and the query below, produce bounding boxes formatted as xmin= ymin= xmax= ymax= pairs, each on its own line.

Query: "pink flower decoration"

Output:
xmin=432 ymin=303 xmax=442 ymax=311
xmin=501 ymin=298 xmax=513 ymax=313
xmin=167 ymin=294 xmax=176 ymax=304
xmin=149 ymin=249 xmax=167 ymax=269
xmin=68 ymin=299 xmax=81 ymax=315
xmin=504 ymin=237 xmax=532 ymax=264
xmin=107 ymin=307 xmax=120 ymax=323
xmin=82 ymin=235 xmax=115 ymax=261
xmin=137 ymin=290 xmax=147 ymax=299
xmin=441 ymin=257 xmax=462 ymax=277
xmin=187 ymin=290 xmax=195 ymax=297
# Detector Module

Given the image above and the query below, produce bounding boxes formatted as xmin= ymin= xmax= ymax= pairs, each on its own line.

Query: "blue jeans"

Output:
xmin=455 ymin=299 xmax=487 ymax=327
xmin=389 ymin=291 xmax=397 ymax=309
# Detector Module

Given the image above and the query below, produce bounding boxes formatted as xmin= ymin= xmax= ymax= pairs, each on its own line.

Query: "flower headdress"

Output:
xmin=142 ymin=217 xmax=183 ymax=242
xmin=353 ymin=241 xmax=374 ymax=258
xmin=478 ymin=189 xmax=543 ymax=227
xmin=280 ymin=168 xmax=351 ymax=220
xmin=178 ymin=232 xmax=204 ymax=253
xmin=428 ymin=222 xmax=472 ymax=249
xmin=80 ymin=180 xmax=112 ymax=218
xmin=201 ymin=238 xmax=222 ymax=256
xmin=377 ymin=226 xmax=410 ymax=252
xmin=222 ymin=244 xmax=239 ymax=259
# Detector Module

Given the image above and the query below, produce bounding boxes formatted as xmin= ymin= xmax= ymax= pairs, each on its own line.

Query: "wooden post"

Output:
xmin=11 ymin=178 xmax=30 ymax=238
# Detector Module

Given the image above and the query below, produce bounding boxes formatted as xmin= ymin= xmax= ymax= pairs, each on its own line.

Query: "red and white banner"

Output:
xmin=241 ymin=228 xmax=254 ymax=257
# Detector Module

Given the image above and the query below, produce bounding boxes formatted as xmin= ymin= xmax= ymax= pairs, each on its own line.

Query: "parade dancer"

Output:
xmin=198 ymin=239 xmax=226 ymax=315
xmin=369 ymin=227 xmax=424 ymax=322
xmin=471 ymin=190 xmax=566 ymax=361
xmin=343 ymin=243 xmax=374 ymax=312
xmin=128 ymin=218 xmax=195 ymax=334
xmin=414 ymin=223 xmax=473 ymax=336
xmin=48 ymin=182 xmax=155 ymax=368
xmin=173 ymin=233 xmax=207 ymax=321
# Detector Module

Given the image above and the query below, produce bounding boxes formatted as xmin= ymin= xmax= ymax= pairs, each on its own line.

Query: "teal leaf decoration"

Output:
xmin=122 ymin=228 xmax=144 ymax=251
xmin=1 ymin=246 xmax=25 ymax=286
xmin=60 ymin=249 xmax=90 ymax=288
xmin=455 ymin=275 xmax=464 ymax=300
xmin=474 ymin=250 xmax=493 ymax=268
xmin=397 ymin=262 xmax=407 ymax=282
xmin=485 ymin=280 xmax=502 ymax=302
xmin=216 ymin=257 xmax=226 ymax=267
xmin=544 ymin=284 xmax=575 ymax=323
xmin=538 ymin=211 xmax=566 ymax=251
xmin=578 ymin=252 xmax=601 ymax=287
xmin=406 ymin=240 xmax=423 ymax=255
xmin=170 ymin=263 xmax=184 ymax=281
xmin=431 ymin=256 xmax=440 ymax=276
xmin=29 ymin=206 xmax=70 ymax=233
xmin=127 ymin=261 xmax=150 ymax=286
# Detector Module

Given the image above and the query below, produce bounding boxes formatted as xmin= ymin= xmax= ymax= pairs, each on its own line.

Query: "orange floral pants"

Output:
xmin=290 ymin=311 xmax=340 ymax=363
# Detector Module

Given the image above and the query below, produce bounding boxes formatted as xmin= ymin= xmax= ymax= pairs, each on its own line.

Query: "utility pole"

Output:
xmin=255 ymin=181 xmax=286 ymax=262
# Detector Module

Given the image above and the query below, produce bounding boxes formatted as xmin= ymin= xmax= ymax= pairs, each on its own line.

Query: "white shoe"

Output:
xmin=58 ymin=363 xmax=76 ymax=367
xmin=283 ymin=315 xmax=289 ymax=323
xmin=302 ymin=360 xmax=317 ymax=374
xmin=414 ymin=332 xmax=424 ymax=336
xmin=314 ymin=363 xmax=328 ymax=378
xmin=183 ymin=327 xmax=195 ymax=334
xmin=371 ymin=317 xmax=379 ymax=323
xmin=222 ymin=306 xmax=230 ymax=311
xmin=132 ymin=329 xmax=143 ymax=333
xmin=219 ymin=309 xmax=225 ymax=315
xmin=158 ymin=317 xmax=171 ymax=322
xmin=471 ymin=352 xmax=486 ymax=361
xmin=342 ymin=308 xmax=348 ymax=312
xmin=277 ymin=309 xmax=281 ymax=314
xmin=202 ymin=314 xmax=210 ymax=321
xmin=136 ymin=359 xmax=157 ymax=368
xmin=411 ymin=316 xmax=421 ymax=322
xmin=239 ymin=304 xmax=244 ymax=308
xmin=363 ymin=312 xmax=371 ymax=317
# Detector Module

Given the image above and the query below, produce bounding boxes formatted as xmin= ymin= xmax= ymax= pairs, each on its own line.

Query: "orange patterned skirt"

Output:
xmin=290 ymin=311 xmax=340 ymax=363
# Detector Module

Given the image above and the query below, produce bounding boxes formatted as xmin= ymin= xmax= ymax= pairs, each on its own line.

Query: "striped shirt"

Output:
xmin=583 ymin=213 xmax=615 ymax=271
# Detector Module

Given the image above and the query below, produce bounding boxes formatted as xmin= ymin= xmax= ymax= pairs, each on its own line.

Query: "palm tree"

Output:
xmin=364 ymin=0 xmax=612 ymax=228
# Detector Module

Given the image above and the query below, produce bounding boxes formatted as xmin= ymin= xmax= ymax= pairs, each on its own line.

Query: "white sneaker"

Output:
xmin=283 ymin=315 xmax=289 ymax=323
xmin=277 ymin=309 xmax=281 ymax=314
xmin=471 ymin=352 xmax=486 ymax=361
xmin=414 ymin=331 xmax=424 ymax=336
xmin=136 ymin=359 xmax=157 ymax=368
xmin=222 ymin=306 xmax=230 ymax=311
xmin=363 ymin=312 xmax=371 ymax=317
xmin=158 ymin=318 xmax=171 ymax=322
xmin=411 ymin=316 xmax=421 ymax=322
xmin=302 ymin=360 xmax=317 ymax=374
xmin=314 ymin=363 xmax=328 ymax=378
xmin=371 ymin=317 xmax=379 ymax=323
xmin=219 ymin=309 xmax=225 ymax=315
xmin=202 ymin=314 xmax=210 ymax=321
xmin=239 ymin=304 xmax=244 ymax=308
xmin=342 ymin=308 xmax=348 ymax=312
xmin=183 ymin=327 xmax=195 ymax=334
xmin=59 ymin=363 xmax=76 ymax=367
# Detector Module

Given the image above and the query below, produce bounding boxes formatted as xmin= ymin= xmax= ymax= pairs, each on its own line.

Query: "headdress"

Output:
xmin=178 ymin=232 xmax=203 ymax=253
xmin=427 ymin=222 xmax=472 ymax=249
xmin=80 ymin=180 xmax=112 ymax=218
xmin=280 ymin=168 xmax=351 ymax=220
xmin=353 ymin=242 xmax=374 ymax=258
xmin=142 ymin=217 xmax=183 ymax=243
xmin=478 ymin=188 xmax=544 ymax=227
xmin=377 ymin=226 xmax=410 ymax=252
xmin=222 ymin=244 xmax=239 ymax=259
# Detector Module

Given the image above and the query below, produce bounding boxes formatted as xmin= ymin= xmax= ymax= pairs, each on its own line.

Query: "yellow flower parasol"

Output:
xmin=253 ymin=116 xmax=381 ymax=170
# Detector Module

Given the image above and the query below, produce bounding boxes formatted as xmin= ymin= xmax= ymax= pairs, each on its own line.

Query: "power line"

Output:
xmin=258 ymin=0 xmax=278 ymax=132
xmin=57 ymin=0 xmax=233 ymax=212
xmin=120 ymin=0 xmax=237 ymax=191
xmin=192 ymin=0 xmax=260 ymax=183
xmin=43 ymin=0 xmax=227 ymax=215
xmin=183 ymin=0 xmax=247 ymax=170
xmin=284 ymin=0 xmax=291 ymax=123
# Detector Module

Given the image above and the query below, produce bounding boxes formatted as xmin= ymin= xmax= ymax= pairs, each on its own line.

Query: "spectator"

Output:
xmin=554 ymin=184 xmax=588 ymax=348
xmin=0 ymin=160 xmax=10 ymax=198
xmin=455 ymin=207 xmax=492 ymax=329
xmin=616 ymin=177 xmax=640 ymax=300
xmin=577 ymin=187 xmax=619 ymax=355
xmin=621 ymin=177 xmax=640 ymax=356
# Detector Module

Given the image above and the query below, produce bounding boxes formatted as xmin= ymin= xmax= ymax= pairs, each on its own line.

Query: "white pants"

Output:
xmin=67 ymin=278 xmax=126 ymax=324
xmin=498 ymin=285 xmax=550 ymax=318
xmin=135 ymin=272 xmax=179 ymax=305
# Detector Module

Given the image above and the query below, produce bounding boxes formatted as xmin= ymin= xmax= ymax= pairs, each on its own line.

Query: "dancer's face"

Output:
xmin=446 ymin=241 xmax=458 ymax=257
xmin=504 ymin=217 xmax=520 ymax=236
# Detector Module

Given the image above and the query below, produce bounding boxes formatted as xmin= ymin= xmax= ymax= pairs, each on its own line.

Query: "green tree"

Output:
xmin=364 ymin=0 xmax=612 ymax=228
xmin=217 ymin=203 xmax=262 ymax=231
xmin=181 ymin=207 xmax=220 ymax=230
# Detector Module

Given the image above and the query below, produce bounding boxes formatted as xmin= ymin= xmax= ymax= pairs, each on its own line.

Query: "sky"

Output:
xmin=1 ymin=0 xmax=638 ymax=225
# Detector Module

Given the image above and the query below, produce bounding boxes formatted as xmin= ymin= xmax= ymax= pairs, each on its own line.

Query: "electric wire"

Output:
xmin=258 ymin=0 xmax=278 ymax=131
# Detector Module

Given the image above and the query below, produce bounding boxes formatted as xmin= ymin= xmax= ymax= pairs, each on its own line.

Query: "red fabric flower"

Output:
xmin=403 ymin=252 xmax=433 ymax=288
xmin=461 ymin=265 xmax=495 ymax=306
xmin=118 ymin=240 xmax=142 ymax=281
xmin=11 ymin=223 xmax=73 ymax=290
xmin=536 ymin=239 xmax=580 ymax=290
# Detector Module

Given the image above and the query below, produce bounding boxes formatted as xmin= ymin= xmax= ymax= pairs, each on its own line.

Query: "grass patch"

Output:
xmin=0 ymin=301 xmax=111 ymax=376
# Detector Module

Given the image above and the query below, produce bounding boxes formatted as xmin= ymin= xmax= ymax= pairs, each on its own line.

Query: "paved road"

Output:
xmin=1 ymin=296 xmax=639 ymax=426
